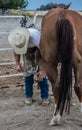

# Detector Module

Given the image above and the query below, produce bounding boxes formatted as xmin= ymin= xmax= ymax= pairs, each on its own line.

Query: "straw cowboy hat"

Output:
xmin=8 ymin=27 xmax=30 ymax=54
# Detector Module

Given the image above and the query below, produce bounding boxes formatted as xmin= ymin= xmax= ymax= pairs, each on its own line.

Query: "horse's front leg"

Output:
xmin=73 ymin=62 xmax=82 ymax=115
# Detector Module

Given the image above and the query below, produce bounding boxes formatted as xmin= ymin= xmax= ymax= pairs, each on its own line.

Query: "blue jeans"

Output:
xmin=25 ymin=75 xmax=49 ymax=99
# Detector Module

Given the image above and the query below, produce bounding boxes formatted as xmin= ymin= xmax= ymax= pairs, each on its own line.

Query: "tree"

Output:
xmin=0 ymin=0 xmax=10 ymax=9
xmin=37 ymin=3 xmax=53 ymax=10
xmin=0 ymin=0 xmax=28 ymax=10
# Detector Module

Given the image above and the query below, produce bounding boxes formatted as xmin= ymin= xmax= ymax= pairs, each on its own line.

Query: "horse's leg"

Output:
xmin=73 ymin=62 xmax=82 ymax=114
xmin=48 ymin=65 xmax=61 ymax=125
xmin=49 ymin=83 xmax=61 ymax=125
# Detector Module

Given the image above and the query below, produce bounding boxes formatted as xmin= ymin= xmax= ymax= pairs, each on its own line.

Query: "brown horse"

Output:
xmin=40 ymin=6 xmax=82 ymax=125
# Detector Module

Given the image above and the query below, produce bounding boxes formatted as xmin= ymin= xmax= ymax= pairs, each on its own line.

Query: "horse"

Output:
xmin=39 ymin=5 xmax=82 ymax=125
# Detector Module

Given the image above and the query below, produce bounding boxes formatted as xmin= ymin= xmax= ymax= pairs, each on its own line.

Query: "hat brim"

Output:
xmin=8 ymin=27 xmax=30 ymax=54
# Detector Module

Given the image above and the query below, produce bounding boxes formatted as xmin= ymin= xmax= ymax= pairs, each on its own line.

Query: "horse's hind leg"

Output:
xmin=73 ymin=62 xmax=82 ymax=114
xmin=49 ymin=83 xmax=62 ymax=126
xmin=48 ymin=65 xmax=61 ymax=125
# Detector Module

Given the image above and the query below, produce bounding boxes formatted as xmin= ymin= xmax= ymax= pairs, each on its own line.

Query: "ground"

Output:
xmin=0 ymin=16 xmax=82 ymax=130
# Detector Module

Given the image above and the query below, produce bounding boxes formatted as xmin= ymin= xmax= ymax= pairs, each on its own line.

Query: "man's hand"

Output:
xmin=38 ymin=69 xmax=46 ymax=81
xmin=14 ymin=52 xmax=23 ymax=72
xmin=16 ymin=64 xmax=23 ymax=72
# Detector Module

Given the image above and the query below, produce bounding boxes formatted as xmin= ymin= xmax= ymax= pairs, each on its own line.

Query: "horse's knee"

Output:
xmin=74 ymin=82 xmax=82 ymax=102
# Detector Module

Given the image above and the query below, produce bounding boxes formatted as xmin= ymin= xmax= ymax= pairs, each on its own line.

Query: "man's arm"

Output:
xmin=14 ymin=52 xmax=23 ymax=71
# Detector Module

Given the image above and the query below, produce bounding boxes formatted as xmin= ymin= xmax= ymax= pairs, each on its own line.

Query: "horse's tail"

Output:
xmin=55 ymin=17 xmax=74 ymax=115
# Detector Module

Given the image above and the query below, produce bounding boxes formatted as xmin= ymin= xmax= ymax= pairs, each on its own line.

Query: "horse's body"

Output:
xmin=40 ymin=8 xmax=82 ymax=125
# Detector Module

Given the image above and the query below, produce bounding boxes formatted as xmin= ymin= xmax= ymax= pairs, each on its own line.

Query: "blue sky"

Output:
xmin=26 ymin=0 xmax=82 ymax=11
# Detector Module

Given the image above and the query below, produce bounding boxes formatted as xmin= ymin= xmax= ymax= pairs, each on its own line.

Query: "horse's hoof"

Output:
xmin=49 ymin=119 xmax=60 ymax=126
xmin=49 ymin=120 xmax=60 ymax=126
xmin=49 ymin=117 xmax=56 ymax=126
xmin=49 ymin=121 xmax=55 ymax=126
xmin=49 ymin=115 xmax=61 ymax=126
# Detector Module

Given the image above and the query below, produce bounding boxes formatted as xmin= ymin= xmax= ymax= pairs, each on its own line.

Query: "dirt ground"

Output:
xmin=0 ymin=17 xmax=82 ymax=130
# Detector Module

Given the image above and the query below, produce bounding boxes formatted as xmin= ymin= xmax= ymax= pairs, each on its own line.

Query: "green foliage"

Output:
xmin=9 ymin=9 xmax=32 ymax=17
xmin=23 ymin=11 xmax=31 ymax=17
xmin=0 ymin=0 xmax=28 ymax=9
xmin=37 ymin=3 xmax=53 ymax=10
